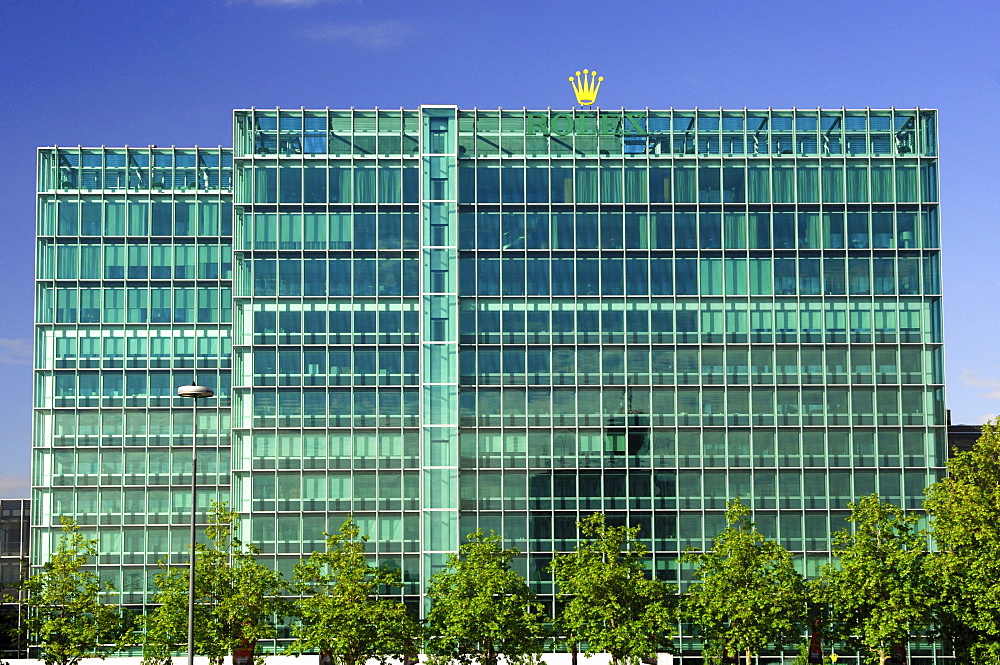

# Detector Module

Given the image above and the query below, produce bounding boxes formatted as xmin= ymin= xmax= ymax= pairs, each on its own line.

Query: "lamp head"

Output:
xmin=177 ymin=384 xmax=214 ymax=399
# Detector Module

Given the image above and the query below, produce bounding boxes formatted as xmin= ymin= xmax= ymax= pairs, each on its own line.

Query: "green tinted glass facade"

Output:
xmin=34 ymin=146 xmax=233 ymax=604
xmin=35 ymin=107 xmax=945 ymax=639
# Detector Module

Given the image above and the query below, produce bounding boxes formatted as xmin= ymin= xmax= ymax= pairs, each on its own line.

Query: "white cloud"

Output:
xmin=0 ymin=338 xmax=32 ymax=365
xmin=0 ymin=476 xmax=31 ymax=499
xmin=230 ymin=0 xmax=358 ymax=6
xmin=960 ymin=371 xmax=1000 ymax=401
xmin=304 ymin=20 xmax=415 ymax=48
xmin=960 ymin=371 xmax=1000 ymax=389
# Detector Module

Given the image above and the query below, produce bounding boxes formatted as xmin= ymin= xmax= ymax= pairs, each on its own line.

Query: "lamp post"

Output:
xmin=177 ymin=383 xmax=214 ymax=665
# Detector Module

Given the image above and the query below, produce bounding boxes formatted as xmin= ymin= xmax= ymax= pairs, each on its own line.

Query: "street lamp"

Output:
xmin=177 ymin=383 xmax=214 ymax=665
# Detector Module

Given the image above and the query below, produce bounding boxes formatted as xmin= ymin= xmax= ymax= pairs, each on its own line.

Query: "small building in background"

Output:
xmin=0 ymin=498 xmax=30 ymax=658
xmin=946 ymin=410 xmax=983 ymax=458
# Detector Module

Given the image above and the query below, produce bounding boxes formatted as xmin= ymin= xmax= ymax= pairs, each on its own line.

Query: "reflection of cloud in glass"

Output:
xmin=0 ymin=338 xmax=32 ymax=365
xmin=304 ymin=21 xmax=416 ymax=48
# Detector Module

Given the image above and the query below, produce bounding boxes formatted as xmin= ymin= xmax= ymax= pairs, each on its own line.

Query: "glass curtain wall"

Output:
xmin=32 ymin=108 xmax=944 ymax=661
xmin=232 ymin=108 xmax=943 ymax=652
xmin=33 ymin=147 xmax=233 ymax=618
xmin=454 ymin=107 xmax=945 ymax=661
xmin=455 ymin=105 xmax=942 ymax=585
xmin=232 ymin=109 xmax=425 ymax=610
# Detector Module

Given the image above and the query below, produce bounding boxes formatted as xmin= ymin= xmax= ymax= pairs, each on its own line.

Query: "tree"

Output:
xmin=287 ymin=517 xmax=419 ymax=665
xmin=682 ymin=500 xmax=807 ymax=665
xmin=816 ymin=494 xmax=930 ymax=665
xmin=425 ymin=530 xmax=547 ymax=665
xmin=548 ymin=513 xmax=676 ymax=665
xmin=924 ymin=419 xmax=1000 ymax=662
xmin=143 ymin=503 xmax=289 ymax=665
xmin=21 ymin=517 xmax=122 ymax=665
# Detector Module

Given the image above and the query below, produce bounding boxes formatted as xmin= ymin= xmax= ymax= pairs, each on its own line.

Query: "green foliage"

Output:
xmin=142 ymin=565 xmax=187 ymax=665
xmin=816 ymin=494 xmax=930 ymax=665
xmin=924 ymin=419 xmax=1000 ymax=662
xmin=288 ymin=517 xmax=419 ymax=665
xmin=22 ymin=518 xmax=122 ymax=665
xmin=143 ymin=503 xmax=290 ymax=665
xmin=548 ymin=513 xmax=676 ymax=665
xmin=426 ymin=530 xmax=547 ymax=665
xmin=682 ymin=499 xmax=807 ymax=665
xmin=788 ymin=641 xmax=813 ymax=665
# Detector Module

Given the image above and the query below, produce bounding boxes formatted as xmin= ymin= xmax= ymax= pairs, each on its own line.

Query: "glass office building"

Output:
xmin=34 ymin=146 xmax=234 ymax=605
xmin=35 ymin=106 xmax=945 ymax=652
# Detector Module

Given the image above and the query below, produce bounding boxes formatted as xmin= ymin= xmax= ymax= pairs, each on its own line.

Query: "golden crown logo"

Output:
xmin=569 ymin=69 xmax=604 ymax=106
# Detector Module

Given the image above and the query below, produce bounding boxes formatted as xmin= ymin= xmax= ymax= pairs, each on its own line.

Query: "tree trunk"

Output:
xmin=877 ymin=649 xmax=888 ymax=665
xmin=744 ymin=648 xmax=752 ymax=665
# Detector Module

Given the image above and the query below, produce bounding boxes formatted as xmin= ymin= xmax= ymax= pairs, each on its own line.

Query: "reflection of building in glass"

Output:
xmin=34 ymin=107 xmax=946 ymax=658
xmin=1 ymin=499 xmax=30 ymax=657
xmin=604 ymin=387 xmax=651 ymax=457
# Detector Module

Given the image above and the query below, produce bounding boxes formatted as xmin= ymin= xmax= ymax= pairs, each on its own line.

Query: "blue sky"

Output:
xmin=1 ymin=0 xmax=998 ymax=497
